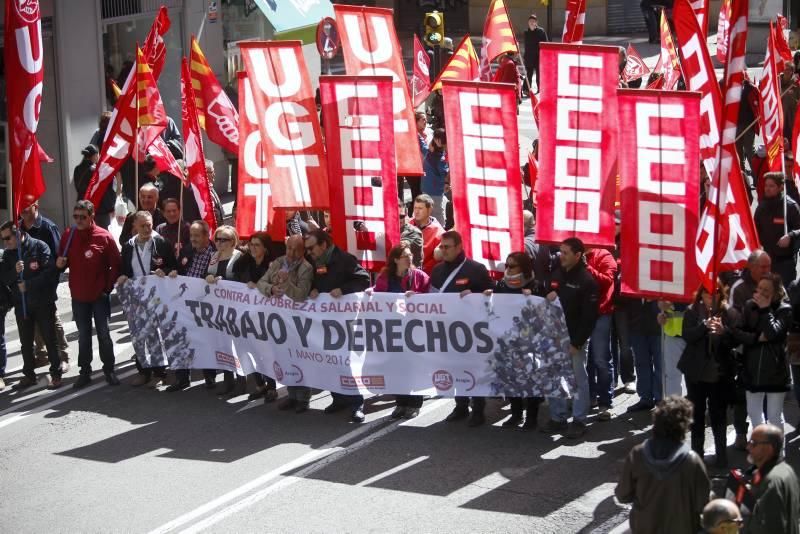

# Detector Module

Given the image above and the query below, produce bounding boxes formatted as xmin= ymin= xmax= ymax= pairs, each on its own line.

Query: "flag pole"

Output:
xmin=177 ymin=185 xmax=184 ymax=259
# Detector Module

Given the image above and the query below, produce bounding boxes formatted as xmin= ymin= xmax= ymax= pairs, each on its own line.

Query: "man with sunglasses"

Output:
xmin=56 ymin=201 xmax=121 ymax=388
xmin=701 ymin=499 xmax=742 ymax=534
xmin=0 ymin=221 xmax=61 ymax=390
xmin=741 ymin=424 xmax=800 ymax=533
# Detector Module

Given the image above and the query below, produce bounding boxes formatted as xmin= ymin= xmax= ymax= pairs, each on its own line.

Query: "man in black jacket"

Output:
xmin=430 ymin=230 xmax=494 ymax=426
xmin=0 ymin=222 xmax=62 ymax=390
xmin=522 ymin=14 xmax=548 ymax=94
xmin=118 ymin=211 xmax=178 ymax=387
xmin=119 ymin=183 xmax=167 ymax=246
xmin=754 ymin=172 xmax=800 ymax=285
xmin=541 ymin=237 xmax=599 ymax=439
xmin=305 ymin=230 xmax=371 ymax=423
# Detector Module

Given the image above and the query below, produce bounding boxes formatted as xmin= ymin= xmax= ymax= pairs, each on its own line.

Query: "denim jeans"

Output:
xmin=72 ymin=295 xmax=115 ymax=375
xmin=588 ymin=315 xmax=613 ymax=408
xmin=0 ymin=307 xmax=6 ymax=377
xmin=548 ymin=345 xmax=589 ymax=423
xmin=612 ymin=308 xmax=636 ymax=385
xmin=630 ymin=334 xmax=663 ymax=405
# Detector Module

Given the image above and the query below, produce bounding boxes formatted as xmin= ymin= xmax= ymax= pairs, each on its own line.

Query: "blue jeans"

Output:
xmin=588 ymin=315 xmax=614 ymax=408
xmin=0 ymin=307 xmax=6 ymax=377
xmin=631 ymin=334 xmax=663 ymax=405
xmin=72 ymin=295 xmax=115 ymax=375
xmin=548 ymin=345 xmax=589 ymax=423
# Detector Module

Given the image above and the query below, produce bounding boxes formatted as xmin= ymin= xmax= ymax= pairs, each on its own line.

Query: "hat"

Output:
xmin=81 ymin=144 xmax=99 ymax=157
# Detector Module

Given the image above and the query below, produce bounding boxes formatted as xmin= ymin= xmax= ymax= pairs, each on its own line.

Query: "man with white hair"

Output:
xmin=119 ymin=183 xmax=166 ymax=245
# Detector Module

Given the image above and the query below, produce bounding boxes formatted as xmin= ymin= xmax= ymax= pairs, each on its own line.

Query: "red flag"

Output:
xmin=618 ymin=90 xmax=701 ymax=302
xmin=535 ymin=43 xmax=619 ymax=248
xmin=479 ymin=0 xmax=519 ymax=80
xmin=412 ymin=35 xmax=431 ymax=108
xmin=690 ymin=0 xmax=710 ymax=37
xmin=181 ymin=58 xmax=217 ymax=234
xmin=235 ymin=72 xmax=282 ymax=242
xmin=716 ymin=0 xmax=731 ymax=63
xmin=623 ymin=44 xmax=651 ymax=83
xmin=442 ymin=80 xmax=524 ymax=278
xmin=335 ymin=5 xmax=422 ymax=177
xmin=142 ymin=5 xmax=170 ymax=80
xmin=530 ymin=91 xmax=540 ymax=126
xmin=561 ymin=0 xmax=586 ymax=44
xmin=792 ymin=107 xmax=800 ymax=194
xmin=774 ymin=16 xmax=793 ymax=72
xmin=696 ymin=0 xmax=759 ymax=290
xmin=4 ymin=0 xmax=46 ymax=216
xmin=190 ymin=36 xmax=239 ymax=154
xmin=758 ymin=22 xmax=785 ymax=171
xmin=320 ymin=76 xmax=399 ymax=272
xmin=240 ymin=41 xmax=329 ymax=209
xmin=431 ymin=35 xmax=481 ymax=91
xmin=146 ymin=136 xmax=184 ymax=182
xmin=674 ymin=0 xmax=722 ymax=179
xmin=528 ymin=151 xmax=539 ymax=202
xmin=658 ymin=9 xmax=682 ymax=90
xmin=134 ymin=46 xmax=167 ymax=161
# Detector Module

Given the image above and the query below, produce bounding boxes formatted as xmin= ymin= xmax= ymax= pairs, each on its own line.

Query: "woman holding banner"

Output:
xmin=206 ymin=225 xmax=244 ymax=397
xmin=370 ymin=242 xmax=431 ymax=420
xmin=484 ymin=252 xmax=545 ymax=430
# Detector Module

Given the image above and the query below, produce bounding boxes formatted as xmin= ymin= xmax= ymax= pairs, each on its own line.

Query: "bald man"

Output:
xmin=701 ymin=499 xmax=742 ymax=534
xmin=119 ymin=183 xmax=167 ymax=245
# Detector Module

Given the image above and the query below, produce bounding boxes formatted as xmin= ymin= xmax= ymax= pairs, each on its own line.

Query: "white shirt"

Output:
xmin=132 ymin=237 xmax=154 ymax=278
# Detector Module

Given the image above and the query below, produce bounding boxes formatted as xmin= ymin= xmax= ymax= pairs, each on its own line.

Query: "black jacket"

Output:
xmin=311 ymin=246 xmax=370 ymax=295
xmin=549 ymin=261 xmax=599 ymax=348
xmin=121 ymin=235 xmax=178 ymax=278
xmin=679 ymin=304 xmax=737 ymax=384
xmin=524 ymin=228 xmax=551 ymax=289
xmin=0 ymin=236 xmax=57 ymax=309
xmin=430 ymin=252 xmax=494 ymax=293
xmin=494 ymin=277 xmax=544 ymax=297
xmin=74 ymin=159 xmax=116 ymax=213
xmin=754 ymin=194 xmax=800 ymax=263
xmin=523 ymin=27 xmax=548 ymax=65
xmin=731 ymin=299 xmax=792 ymax=392
xmin=234 ymin=253 xmax=272 ymax=284
xmin=119 ymin=209 xmax=167 ymax=246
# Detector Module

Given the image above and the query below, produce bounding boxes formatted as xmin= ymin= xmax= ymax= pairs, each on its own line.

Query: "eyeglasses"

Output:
xmin=73 ymin=214 xmax=89 ymax=221
xmin=747 ymin=439 xmax=771 ymax=447
xmin=718 ymin=518 xmax=744 ymax=525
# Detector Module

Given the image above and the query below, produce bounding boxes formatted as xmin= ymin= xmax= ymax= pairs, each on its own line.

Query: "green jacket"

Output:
xmin=746 ymin=459 xmax=800 ymax=534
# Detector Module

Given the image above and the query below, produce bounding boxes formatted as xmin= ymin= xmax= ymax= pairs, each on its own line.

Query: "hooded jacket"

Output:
xmin=615 ymin=438 xmax=710 ymax=534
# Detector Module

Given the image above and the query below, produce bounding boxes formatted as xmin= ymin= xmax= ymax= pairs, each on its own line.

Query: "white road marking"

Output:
xmin=356 ymin=455 xmax=430 ymax=487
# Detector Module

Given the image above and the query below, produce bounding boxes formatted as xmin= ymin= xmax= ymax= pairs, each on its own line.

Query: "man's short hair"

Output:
xmin=701 ymin=499 xmax=741 ymax=531
xmin=763 ymin=172 xmax=785 ymax=186
xmin=415 ymin=111 xmax=426 ymax=121
xmin=74 ymin=200 xmax=95 ymax=216
xmin=747 ymin=249 xmax=769 ymax=265
xmin=306 ymin=229 xmax=332 ymax=248
xmin=414 ymin=194 xmax=434 ymax=208
xmin=760 ymin=423 xmax=784 ymax=457
xmin=561 ymin=237 xmax=585 ymax=255
xmin=523 ymin=210 xmax=535 ymax=231
xmin=190 ymin=220 xmax=209 ymax=234
xmin=134 ymin=210 xmax=153 ymax=223
xmin=652 ymin=395 xmax=693 ymax=442
xmin=140 ymin=182 xmax=159 ymax=195
xmin=0 ymin=221 xmax=17 ymax=234
xmin=162 ymin=198 xmax=180 ymax=209
xmin=441 ymin=230 xmax=462 ymax=246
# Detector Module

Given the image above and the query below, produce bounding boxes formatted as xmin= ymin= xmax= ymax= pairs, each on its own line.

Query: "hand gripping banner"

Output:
xmin=240 ymin=41 xmax=330 ymax=209
xmin=119 ymin=276 xmax=576 ymax=399
xmin=618 ymin=90 xmax=701 ymax=302
xmin=535 ymin=43 xmax=619 ymax=248
xmin=442 ymin=81 xmax=524 ymax=278
xmin=334 ymin=5 xmax=423 ymax=177
xmin=320 ymin=76 xmax=400 ymax=272
xmin=235 ymin=72 xmax=282 ymax=242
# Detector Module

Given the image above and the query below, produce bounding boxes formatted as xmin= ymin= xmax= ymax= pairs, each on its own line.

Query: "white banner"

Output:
xmin=118 ymin=276 xmax=576 ymax=398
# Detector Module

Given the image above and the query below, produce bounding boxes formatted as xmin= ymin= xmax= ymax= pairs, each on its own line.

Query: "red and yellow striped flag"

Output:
xmin=135 ymin=46 xmax=166 ymax=159
xmin=432 ymin=35 xmax=480 ymax=91
xmin=480 ymin=0 xmax=518 ymax=80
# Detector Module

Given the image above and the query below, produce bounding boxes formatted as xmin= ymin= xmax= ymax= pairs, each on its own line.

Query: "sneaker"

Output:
xmin=165 ymin=381 xmax=190 ymax=392
xmin=626 ymin=400 xmax=654 ymax=413
xmin=263 ymin=389 xmax=278 ymax=404
xmin=0 ymin=377 xmax=5 ymax=390
xmin=104 ymin=372 xmax=121 ymax=386
xmin=539 ymin=419 xmax=568 ymax=434
xmin=60 ymin=361 xmax=70 ymax=374
xmin=324 ymin=401 xmax=347 ymax=414
xmin=597 ymin=408 xmax=612 ymax=422
xmin=147 ymin=375 xmax=166 ymax=389
xmin=467 ymin=412 xmax=485 ymax=427
xmin=623 ymin=382 xmax=636 ymax=394
xmin=733 ymin=434 xmax=747 ymax=451
xmin=130 ymin=373 xmax=149 ymax=387
xmin=278 ymin=398 xmax=297 ymax=411
xmin=565 ymin=421 xmax=587 ymax=439
xmin=404 ymin=408 xmax=420 ymax=419
xmin=73 ymin=374 xmax=92 ymax=389
xmin=47 ymin=376 xmax=63 ymax=390
xmin=502 ymin=413 xmax=523 ymax=428
xmin=351 ymin=409 xmax=365 ymax=423
xmin=12 ymin=376 xmax=38 ymax=390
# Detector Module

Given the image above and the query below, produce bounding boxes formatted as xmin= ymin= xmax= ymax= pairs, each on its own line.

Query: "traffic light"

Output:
xmin=424 ymin=11 xmax=444 ymax=47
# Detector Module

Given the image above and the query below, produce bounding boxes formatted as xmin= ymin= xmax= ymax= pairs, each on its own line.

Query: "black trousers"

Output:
xmin=332 ymin=392 xmax=364 ymax=411
xmin=687 ymin=380 xmax=728 ymax=452
xmin=18 ymin=302 xmax=60 ymax=379
xmin=455 ymin=396 xmax=485 ymax=413
xmin=396 ymin=395 xmax=423 ymax=408
xmin=135 ymin=357 xmax=166 ymax=379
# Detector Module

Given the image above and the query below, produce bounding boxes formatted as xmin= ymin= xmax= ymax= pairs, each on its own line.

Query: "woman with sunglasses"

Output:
xmin=731 ymin=273 xmax=792 ymax=437
xmin=206 ymin=225 xmax=245 ymax=396
xmin=678 ymin=283 xmax=738 ymax=468
xmin=370 ymin=242 xmax=430 ymax=419
xmin=484 ymin=252 xmax=545 ymax=429
xmin=234 ymin=232 xmax=278 ymax=402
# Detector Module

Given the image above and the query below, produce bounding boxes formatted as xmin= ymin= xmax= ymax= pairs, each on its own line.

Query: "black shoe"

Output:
xmin=166 ymin=381 xmax=190 ymax=392
xmin=404 ymin=408 xmax=420 ymax=419
xmin=104 ymin=372 xmax=121 ymax=386
xmin=521 ymin=418 xmax=537 ymax=431
xmin=12 ymin=375 xmax=39 ymax=390
xmin=445 ymin=407 xmax=469 ymax=422
xmin=324 ymin=401 xmax=347 ymax=414
xmin=278 ymin=398 xmax=297 ymax=411
xmin=204 ymin=378 xmax=216 ymax=389
xmin=263 ymin=389 xmax=278 ymax=404
xmin=390 ymin=406 xmax=406 ymax=419
xmin=502 ymin=413 xmax=523 ymax=428
xmin=73 ymin=374 xmax=92 ymax=389
xmin=468 ymin=412 xmax=485 ymax=427
xmin=351 ymin=409 xmax=365 ymax=423
xmin=627 ymin=401 xmax=654 ymax=413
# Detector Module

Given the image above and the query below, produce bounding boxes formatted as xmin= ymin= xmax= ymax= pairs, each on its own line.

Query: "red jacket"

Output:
xmin=410 ymin=217 xmax=444 ymax=274
xmin=373 ymin=268 xmax=431 ymax=293
xmin=58 ymin=224 xmax=121 ymax=303
xmin=585 ymin=248 xmax=617 ymax=315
